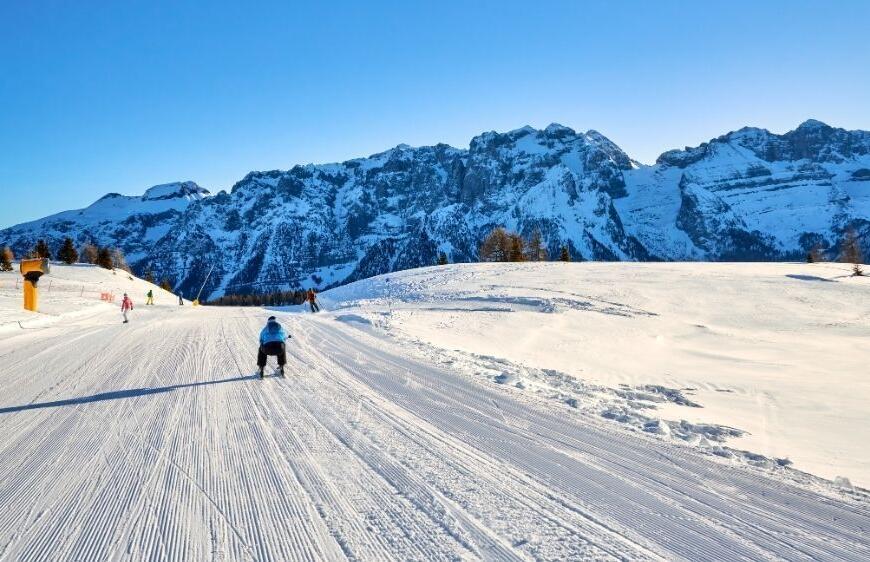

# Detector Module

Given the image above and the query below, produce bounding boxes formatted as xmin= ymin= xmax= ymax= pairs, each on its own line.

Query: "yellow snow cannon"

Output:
xmin=20 ymin=258 xmax=50 ymax=312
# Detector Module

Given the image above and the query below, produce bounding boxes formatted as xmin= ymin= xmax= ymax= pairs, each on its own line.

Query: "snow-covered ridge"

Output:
xmin=141 ymin=181 xmax=210 ymax=201
xmin=1 ymin=181 xmax=210 ymax=269
xmin=657 ymin=119 xmax=870 ymax=167
xmin=1 ymin=120 xmax=868 ymax=299
xmin=7 ymin=181 xmax=209 ymax=227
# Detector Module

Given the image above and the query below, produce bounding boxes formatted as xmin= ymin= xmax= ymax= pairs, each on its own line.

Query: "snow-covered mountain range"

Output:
xmin=2 ymin=120 xmax=868 ymax=299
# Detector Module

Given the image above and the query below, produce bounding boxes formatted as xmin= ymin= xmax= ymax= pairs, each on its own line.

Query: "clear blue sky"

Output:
xmin=1 ymin=0 xmax=868 ymax=228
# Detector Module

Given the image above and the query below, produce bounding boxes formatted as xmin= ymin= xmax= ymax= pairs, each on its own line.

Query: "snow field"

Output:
xmin=0 ymin=262 xmax=180 ymax=333
xmin=321 ymin=261 xmax=870 ymax=488
xmin=1 ymin=263 xmax=869 ymax=560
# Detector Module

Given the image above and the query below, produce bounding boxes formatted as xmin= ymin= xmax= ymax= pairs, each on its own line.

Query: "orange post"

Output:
xmin=20 ymin=258 xmax=50 ymax=312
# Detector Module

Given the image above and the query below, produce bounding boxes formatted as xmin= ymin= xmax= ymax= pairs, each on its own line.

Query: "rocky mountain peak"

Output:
xmin=795 ymin=118 xmax=830 ymax=131
xmin=141 ymin=181 xmax=210 ymax=202
xmin=543 ymin=123 xmax=576 ymax=137
xmin=2 ymin=120 xmax=867 ymax=300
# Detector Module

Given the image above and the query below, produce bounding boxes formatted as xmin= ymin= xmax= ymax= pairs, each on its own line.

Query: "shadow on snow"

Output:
xmin=785 ymin=274 xmax=836 ymax=283
xmin=0 ymin=375 xmax=254 ymax=414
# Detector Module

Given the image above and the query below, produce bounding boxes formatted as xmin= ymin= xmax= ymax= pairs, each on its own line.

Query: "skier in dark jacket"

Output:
xmin=258 ymin=316 xmax=289 ymax=378
xmin=307 ymin=288 xmax=320 ymax=313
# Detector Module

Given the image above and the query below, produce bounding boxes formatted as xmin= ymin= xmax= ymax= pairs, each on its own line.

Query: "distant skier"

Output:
xmin=307 ymin=288 xmax=320 ymax=313
xmin=178 ymin=292 xmax=184 ymax=306
xmin=258 ymin=316 xmax=289 ymax=378
xmin=146 ymin=289 xmax=154 ymax=305
xmin=121 ymin=293 xmax=134 ymax=323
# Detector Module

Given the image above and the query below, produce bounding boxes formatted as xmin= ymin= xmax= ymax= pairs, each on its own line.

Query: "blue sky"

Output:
xmin=1 ymin=0 xmax=868 ymax=228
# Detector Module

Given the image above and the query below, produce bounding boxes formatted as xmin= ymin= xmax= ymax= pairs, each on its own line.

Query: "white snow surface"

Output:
xmin=0 ymin=263 xmax=182 ymax=332
xmin=1 ymin=263 xmax=869 ymax=561
xmin=5 ymin=181 xmax=209 ymax=234
xmin=323 ymin=262 xmax=870 ymax=488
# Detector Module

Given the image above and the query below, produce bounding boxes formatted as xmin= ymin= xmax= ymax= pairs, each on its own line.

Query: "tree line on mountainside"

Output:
xmin=0 ymin=238 xmax=176 ymax=291
xmin=207 ymin=290 xmax=310 ymax=307
xmin=5 ymin=237 xmax=130 ymax=271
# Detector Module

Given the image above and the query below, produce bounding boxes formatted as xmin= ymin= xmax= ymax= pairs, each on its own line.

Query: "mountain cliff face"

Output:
xmin=2 ymin=121 xmax=868 ymax=299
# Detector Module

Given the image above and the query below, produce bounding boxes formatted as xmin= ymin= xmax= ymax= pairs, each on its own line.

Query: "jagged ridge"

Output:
xmin=2 ymin=121 xmax=868 ymax=299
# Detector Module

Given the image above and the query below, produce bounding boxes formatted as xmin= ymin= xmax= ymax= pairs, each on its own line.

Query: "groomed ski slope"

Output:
xmin=0 ymin=264 xmax=868 ymax=560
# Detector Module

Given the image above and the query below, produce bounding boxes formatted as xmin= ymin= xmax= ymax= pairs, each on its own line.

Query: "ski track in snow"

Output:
xmin=0 ymin=307 xmax=868 ymax=561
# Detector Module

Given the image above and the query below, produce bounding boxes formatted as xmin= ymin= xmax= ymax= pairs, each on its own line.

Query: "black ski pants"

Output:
xmin=258 ymin=341 xmax=286 ymax=367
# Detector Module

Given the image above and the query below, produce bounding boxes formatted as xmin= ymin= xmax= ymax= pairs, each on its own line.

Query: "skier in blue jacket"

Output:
xmin=258 ymin=316 xmax=289 ymax=378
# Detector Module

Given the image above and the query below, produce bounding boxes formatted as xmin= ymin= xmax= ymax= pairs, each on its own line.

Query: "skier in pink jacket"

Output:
xmin=121 ymin=293 xmax=134 ymax=324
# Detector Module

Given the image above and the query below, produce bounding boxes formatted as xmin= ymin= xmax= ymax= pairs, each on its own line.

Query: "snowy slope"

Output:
xmin=1 ymin=264 xmax=869 ymax=560
xmin=0 ymin=181 xmax=209 ymax=264
xmin=322 ymin=261 xmax=870 ymax=488
xmin=1 ymin=121 xmax=868 ymax=299
xmin=0 ymin=262 xmax=182 ymax=333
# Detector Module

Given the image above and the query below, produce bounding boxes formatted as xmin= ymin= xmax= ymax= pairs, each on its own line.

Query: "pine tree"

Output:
xmin=479 ymin=227 xmax=511 ymax=262
xmin=0 ymin=246 xmax=13 ymax=271
xmin=80 ymin=243 xmax=98 ymax=264
xmin=34 ymin=239 xmax=52 ymax=260
xmin=526 ymin=229 xmax=548 ymax=261
xmin=145 ymin=270 xmax=155 ymax=284
xmin=508 ymin=234 xmax=526 ymax=262
xmin=807 ymin=244 xmax=825 ymax=263
xmin=559 ymin=246 xmax=571 ymax=262
xmin=840 ymin=228 xmax=864 ymax=276
xmin=57 ymin=237 xmax=79 ymax=264
xmin=111 ymin=248 xmax=130 ymax=272
xmin=96 ymin=247 xmax=114 ymax=270
xmin=437 ymin=252 xmax=448 ymax=266
xmin=160 ymin=278 xmax=173 ymax=292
